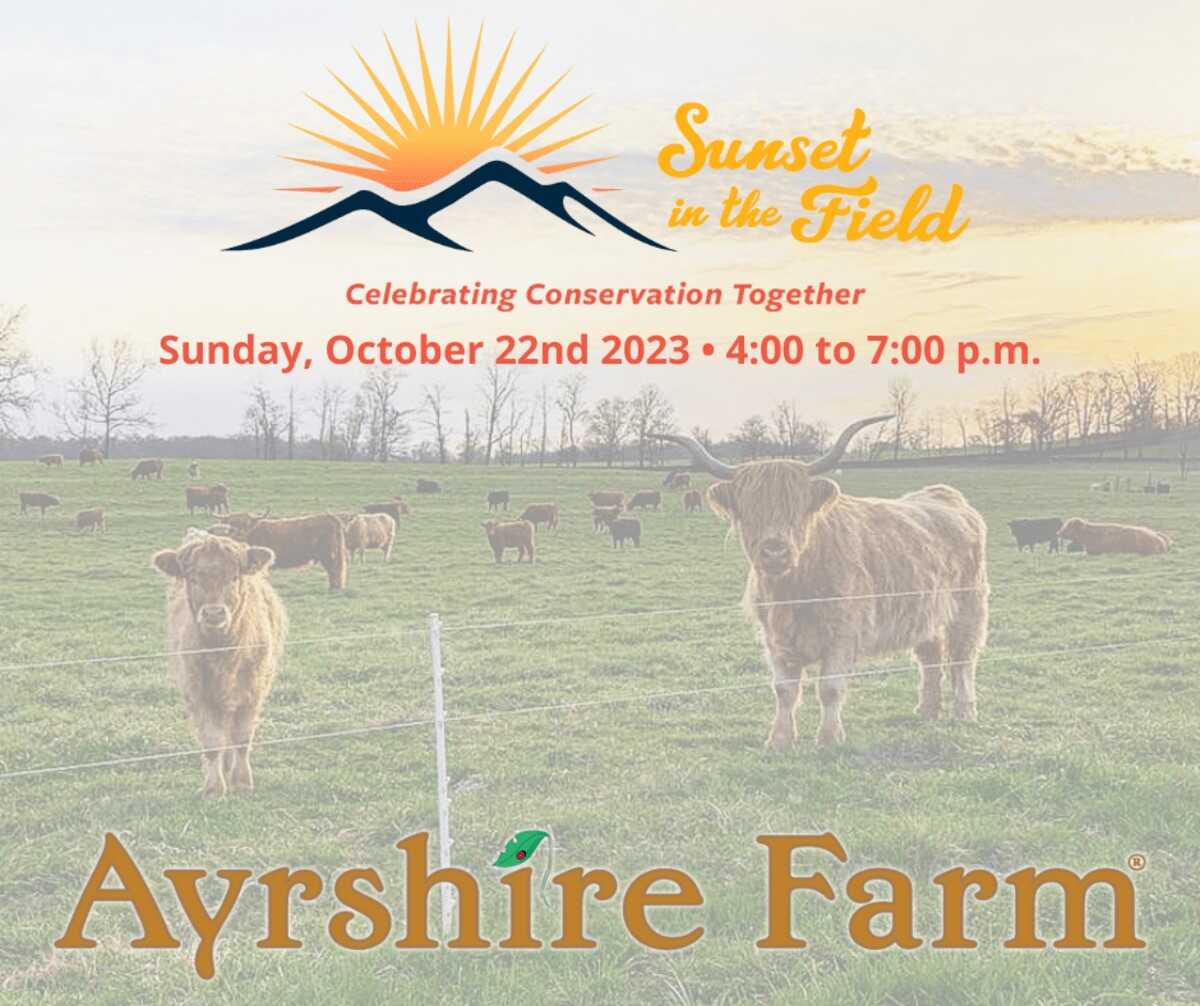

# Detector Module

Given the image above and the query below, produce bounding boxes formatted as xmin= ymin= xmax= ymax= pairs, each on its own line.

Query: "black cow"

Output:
xmin=1008 ymin=517 xmax=1063 ymax=553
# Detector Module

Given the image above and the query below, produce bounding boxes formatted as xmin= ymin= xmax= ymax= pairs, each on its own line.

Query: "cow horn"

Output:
xmin=650 ymin=433 xmax=736 ymax=480
xmin=806 ymin=415 xmax=894 ymax=475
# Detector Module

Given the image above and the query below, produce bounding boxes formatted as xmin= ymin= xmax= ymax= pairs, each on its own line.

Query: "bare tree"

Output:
xmin=887 ymin=378 xmax=917 ymax=459
xmin=58 ymin=337 xmax=154 ymax=456
xmin=477 ymin=363 xmax=520 ymax=465
xmin=770 ymin=401 xmax=827 ymax=458
xmin=536 ymin=382 xmax=552 ymax=466
xmin=420 ymin=384 xmax=452 ymax=463
xmin=0 ymin=306 xmax=37 ymax=436
xmin=736 ymin=415 xmax=771 ymax=459
xmin=460 ymin=408 xmax=476 ymax=464
xmin=310 ymin=381 xmax=347 ymax=460
xmin=244 ymin=383 xmax=284 ymax=460
xmin=627 ymin=384 xmax=675 ymax=467
xmin=587 ymin=397 xmax=629 ymax=467
xmin=555 ymin=372 xmax=588 ymax=466
xmin=360 ymin=370 xmax=411 ymax=462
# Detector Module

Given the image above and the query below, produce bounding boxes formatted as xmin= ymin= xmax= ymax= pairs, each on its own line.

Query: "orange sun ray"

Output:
xmin=469 ymin=32 xmax=515 ymax=132
xmin=457 ymin=24 xmax=484 ymax=128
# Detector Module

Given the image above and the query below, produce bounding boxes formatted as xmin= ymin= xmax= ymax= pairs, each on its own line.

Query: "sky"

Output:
xmin=4 ymin=0 xmax=1200 ymax=439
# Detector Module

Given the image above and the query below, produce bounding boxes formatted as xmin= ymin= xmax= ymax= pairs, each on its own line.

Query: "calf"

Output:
xmin=37 ymin=453 xmax=64 ymax=467
xmin=19 ymin=492 xmax=60 ymax=516
xmin=131 ymin=458 xmax=164 ymax=480
xmin=225 ymin=512 xmax=349 ymax=591
xmin=519 ymin=502 xmax=559 ymax=529
xmin=592 ymin=504 xmax=621 ymax=532
xmin=626 ymin=490 xmax=662 ymax=511
xmin=608 ymin=516 xmax=642 ymax=548
xmin=1008 ymin=517 xmax=1063 ymax=553
xmin=152 ymin=532 xmax=287 ymax=797
xmin=1059 ymin=518 xmax=1170 ymax=556
xmin=487 ymin=490 xmax=510 ymax=511
xmin=186 ymin=484 xmax=230 ymax=515
xmin=588 ymin=490 xmax=623 ymax=509
xmin=340 ymin=513 xmax=396 ymax=563
xmin=683 ymin=490 xmax=703 ymax=513
xmin=482 ymin=519 xmax=535 ymax=563
xmin=75 ymin=508 xmax=105 ymax=533
xmin=416 ymin=478 xmax=442 ymax=494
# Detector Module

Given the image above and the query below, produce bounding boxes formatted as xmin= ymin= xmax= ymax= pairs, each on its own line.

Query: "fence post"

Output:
xmin=428 ymin=612 xmax=454 ymax=941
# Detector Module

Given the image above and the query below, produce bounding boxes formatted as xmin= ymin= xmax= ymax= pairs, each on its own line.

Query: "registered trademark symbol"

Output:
xmin=1127 ymin=854 xmax=1147 ymax=871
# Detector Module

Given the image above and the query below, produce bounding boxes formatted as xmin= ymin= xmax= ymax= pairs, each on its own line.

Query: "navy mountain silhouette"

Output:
xmin=226 ymin=159 xmax=671 ymax=252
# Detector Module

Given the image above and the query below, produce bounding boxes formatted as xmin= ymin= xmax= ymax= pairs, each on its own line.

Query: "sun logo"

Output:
xmin=228 ymin=23 xmax=668 ymax=252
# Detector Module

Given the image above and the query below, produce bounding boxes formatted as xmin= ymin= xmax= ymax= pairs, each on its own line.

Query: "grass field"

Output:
xmin=1 ymin=457 xmax=1198 ymax=1004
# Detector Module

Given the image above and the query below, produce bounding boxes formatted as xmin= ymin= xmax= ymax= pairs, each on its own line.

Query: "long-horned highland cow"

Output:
xmin=654 ymin=416 xmax=989 ymax=749
xmin=481 ymin=519 xmax=535 ymax=563
xmin=662 ymin=470 xmax=691 ymax=489
xmin=339 ymin=512 xmax=396 ymax=563
xmin=519 ymin=502 xmax=560 ymax=529
xmin=75 ymin=508 xmax=106 ymax=533
xmin=37 ymin=453 xmax=64 ymax=467
xmin=130 ymin=458 xmax=164 ymax=480
xmin=78 ymin=447 xmax=105 ymax=466
xmin=225 ymin=511 xmax=349 ymax=591
xmin=185 ymin=484 xmax=230 ymax=515
xmin=19 ymin=492 xmax=61 ymax=516
xmin=1058 ymin=518 xmax=1170 ymax=556
xmin=152 ymin=531 xmax=288 ymax=797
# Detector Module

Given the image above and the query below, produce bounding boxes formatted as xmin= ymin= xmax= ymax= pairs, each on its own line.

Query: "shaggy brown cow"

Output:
xmin=654 ymin=416 xmax=989 ymax=749
xmin=152 ymin=532 xmax=287 ymax=796
xmin=482 ymin=519 xmax=535 ymax=563
xmin=225 ymin=512 xmax=349 ymax=591
xmin=76 ymin=508 xmax=105 ymax=533
xmin=416 ymin=478 xmax=442 ymax=494
xmin=519 ymin=503 xmax=559 ymax=529
xmin=78 ymin=447 xmax=104 ymax=466
xmin=131 ymin=459 xmax=164 ymax=480
xmin=683 ymin=490 xmax=703 ymax=513
xmin=186 ymin=484 xmax=230 ymax=515
xmin=19 ymin=492 xmax=60 ymax=516
xmin=592 ymin=504 xmax=621 ymax=532
xmin=487 ymin=490 xmax=510 ymax=511
xmin=626 ymin=490 xmax=662 ymax=511
xmin=588 ymin=490 xmax=623 ymax=508
xmin=364 ymin=500 xmax=407 ymax=524
xmin=1059 ymin=518 xmax=1170 ymax=556
xmin=662 ymin=470 xmax=690 ymax=489
xmin=608 ymin=516 xmax=641 ymax=548
xmin=37 ymin=453 xmax=64 ymax=467
xmin=339 ymin=513 xmax=396 ymax=563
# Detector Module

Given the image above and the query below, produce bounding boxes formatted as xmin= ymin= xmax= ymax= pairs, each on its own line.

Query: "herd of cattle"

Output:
xmin=9 ymin=429 xmax=1185 ymax=797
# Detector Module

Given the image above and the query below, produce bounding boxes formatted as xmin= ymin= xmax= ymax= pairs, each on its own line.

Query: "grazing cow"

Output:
xmin=225 ymin=511 xmax=349 ymax=591
xmin=487 ymin=490 xmax=510 ymax=511
xmin=152 ymin=532 xmax=287 ymax=797
xmin=1058 ymin=518 xmax=1170 ymax=556
xmin=482 ymin=519 xmax=535 ymax=563
xmin=339 ymin=513 xmax=396 ymax=563
xmin=186 ymin=484 xmax=230 ymax=515
xmin=416 ymin=478 xmax=442 ymax=494
xmin=364 ymin=500 xmax=407 ymax=524
xmin=519 ymin=502 xmax=559 ymax=529
xmin=683 ymin=490 xmax=703 ymax=513
xmin=19 ymin=492 xmax=60 ymax=516
xmin=588 ymin=490 xmax=624 ymax=509
xmin=75 ymin=508 xmax=105 ymax=533
xmin=1089 ymin=479 xmax=1111 ymax=492
xmin=188 ymin=461 xmax=200 ymax=478
xmin=131 ymin=458 xmax=164 ymax=480
xmin=608 ymin=516 xmax=641 ymax=548
xmin=78 ymin=447 xmax=105 ymax=466
xmin=654 ymin=416 xmax=989 ymax=749
xmin=1008 ymin=517 xmax=1063 ymax=553
xmin=626 ymin=490 xmax=662 ymax=511
xmin=592 ymin=504 xmax=621 ymax=532
xmin=1156 ymin=481 xmax=1171 ymax=495
xmin=37 ymin=453 xmax=64 ymax=467
xmin=662 ymin=470 xmax=691 ymax=489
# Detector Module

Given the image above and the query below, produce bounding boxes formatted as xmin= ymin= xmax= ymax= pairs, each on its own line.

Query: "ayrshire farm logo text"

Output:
xmin=228 ymin=24 xmax=667 ymax=252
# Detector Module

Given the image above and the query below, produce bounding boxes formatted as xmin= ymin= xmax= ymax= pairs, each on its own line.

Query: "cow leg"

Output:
xmin=815 ymin=658 xmax=851 ymax=746
xmin=947 ymin=598 xmax=986 ymax=722
xmin=913 ymin=636 xmax=945 ymax=720
xmin=227 ymin=705 xmax=259 ymax=792
xmin=765 ymin=652 xmax=805 ymax=751
xmin=192 ymin=707 xmax=228 ymax=798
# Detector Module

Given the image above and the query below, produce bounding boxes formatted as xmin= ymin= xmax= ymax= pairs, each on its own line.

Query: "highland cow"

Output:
xmin=131 ymin=459 xmax=164 ymax=480
xmin=1058 ymin=518 xmax=1170 ymax=556
xmin=225 ymin=511 xmax=349 ymax=591
xmin=340 ymin=512 xmax=396 ymax=563
xmin=78 ymin=447 xmax=104 ymax=466
xmin=75 ymin=508 xmax=105 ymax=533
xmin=482 ymin=519 xmax=535 ymax=563
xmin=519 ymin=502 xmax=559 ymax=529
xmin=662 ymin=470 xmax=691 ymax=489
xmin=588 ymin=490 xmax=624 ymax=509
xmin=592 ymin=505 xmax=621 ymax=532
xmin=416 ymin=478 xmax=442 ymax=494
xmin=152 ymin=532 xmax=287 ymax=797
xmin=37 ymin=453 xmax=64 ymax=467
xmin=186 ymin=484 xmax=230 ymax=515
xmin=364 ymin=500 xmax=407 ymax=524
xmin=608 ymin=516 xmax=641 ymax=548
xmin=626 ymin=490 xmax=662 ymax=511
xmin=1008 ymin=517 xmax=1063 ymax=553
xmin=487 ymin=490 xmax=510 ymax=511
xmin=683 ymin=490 xmax=703 ymax=513
xmin=19 ymin=492 xmax=60 ymax=516
xmin=654 ymin=416 xmax=989 ymax=749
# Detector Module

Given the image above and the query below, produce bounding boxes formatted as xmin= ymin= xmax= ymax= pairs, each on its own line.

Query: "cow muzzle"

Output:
xmin=197 ymin=604 xmax=231 ymax=630
xmin=756 ymin=537 xmax=794 ymax=576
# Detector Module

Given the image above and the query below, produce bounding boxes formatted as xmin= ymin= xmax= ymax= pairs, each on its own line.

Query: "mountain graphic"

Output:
xmin=226 ymin=159 xmax=672 ymax=252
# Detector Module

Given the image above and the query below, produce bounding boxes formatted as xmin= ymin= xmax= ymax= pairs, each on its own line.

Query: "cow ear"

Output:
xmin=706 ymin=480 xmax=737 ymax=520
xmin=152 ymin=549 xmax=182 ymax=578
xmin=242 ymin=546 xmax=275 ymax=575
xmin=811 ymin=477 xmax=841 ymax=513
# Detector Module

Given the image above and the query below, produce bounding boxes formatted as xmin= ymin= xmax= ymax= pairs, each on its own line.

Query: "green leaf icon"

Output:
xmin=494 ymin=829 xmax=550 ymax=868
